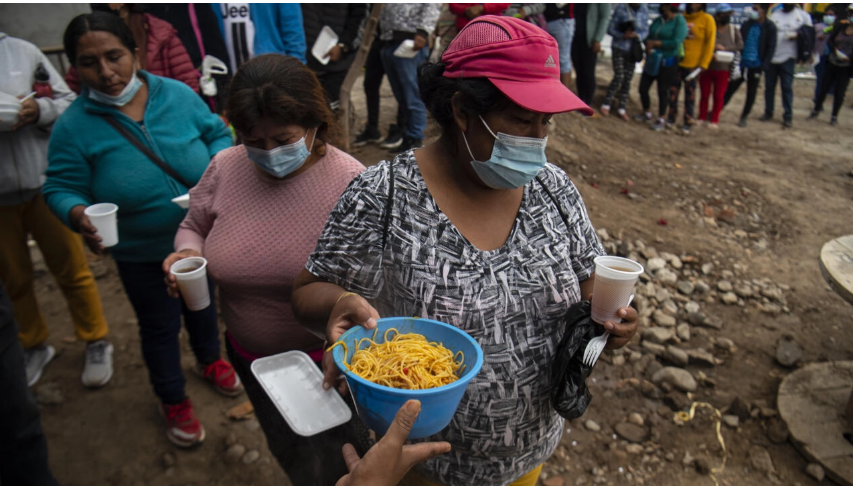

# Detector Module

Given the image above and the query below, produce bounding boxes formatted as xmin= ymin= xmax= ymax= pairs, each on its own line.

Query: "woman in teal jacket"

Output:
xmin=43 ymin=12 xmax=238 ymax=448
xmin=636 ymin=3 xmax=689 ymax=131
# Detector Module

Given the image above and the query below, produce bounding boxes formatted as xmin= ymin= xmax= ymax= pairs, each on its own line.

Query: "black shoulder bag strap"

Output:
xmin=99 ymin=115 xmax=195 ymax=189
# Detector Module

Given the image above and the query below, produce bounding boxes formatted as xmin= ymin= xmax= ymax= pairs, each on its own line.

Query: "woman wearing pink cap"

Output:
xmin=293 ymin=16 xmax=639 ymax=485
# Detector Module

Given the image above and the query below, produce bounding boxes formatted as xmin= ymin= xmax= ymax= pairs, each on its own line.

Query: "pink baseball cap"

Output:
xmin=442 ymin=16 xmax=593 ymax=116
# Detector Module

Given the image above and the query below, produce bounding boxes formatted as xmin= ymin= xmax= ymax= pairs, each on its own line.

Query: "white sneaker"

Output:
xmin=24 ymin=345 xmax=56 ymax=387
xmin=82 ymin=340 xmax=114 ymax=388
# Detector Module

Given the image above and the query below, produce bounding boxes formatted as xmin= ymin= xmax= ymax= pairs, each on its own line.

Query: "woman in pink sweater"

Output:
xmin=161 ymin=54 xmax=368 ymax=485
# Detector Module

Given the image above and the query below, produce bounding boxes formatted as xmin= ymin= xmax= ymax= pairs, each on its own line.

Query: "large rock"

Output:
xmin=614 ymin=422 xmax=650 ymax=443
xmin=652 ymin=310 xmax=677 ymax=328
xmin=642 ymin=327 xmax=675 ymax=344
xmin=652 ymin=367 xmax=697 ymax=392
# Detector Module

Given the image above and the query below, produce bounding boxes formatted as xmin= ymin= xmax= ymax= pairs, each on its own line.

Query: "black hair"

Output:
xmin=663 ymin=4 xmax=680 ymax=14
xmin=418 ymin=62 xmax=510 ymax=129
xmin=63 ymin=11 xmax=137 ymax=67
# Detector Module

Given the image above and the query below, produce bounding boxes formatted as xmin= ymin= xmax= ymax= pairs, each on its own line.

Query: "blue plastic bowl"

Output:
xmin=332 ymin=317 xmax=484 ymax=439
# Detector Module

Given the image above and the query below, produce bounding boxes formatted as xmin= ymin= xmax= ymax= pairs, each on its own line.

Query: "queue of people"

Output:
xmin=0 ymin=3 xmax=852 ymax=486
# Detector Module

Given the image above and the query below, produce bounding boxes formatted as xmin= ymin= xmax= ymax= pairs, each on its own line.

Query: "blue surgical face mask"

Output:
xmin=824 ymin=14 xmax=836 ymax=25
xmin=246 ymin=128 xmax=316 ymax=178
xmin=88 ymin=69 xmax=143 ymax=106
xmin=461 ymin=115 xmax=548 ymax=189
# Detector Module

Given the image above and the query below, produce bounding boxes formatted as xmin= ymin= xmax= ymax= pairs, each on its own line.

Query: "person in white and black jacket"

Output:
xmin=378 ymin=3 xmax=441 ymax=154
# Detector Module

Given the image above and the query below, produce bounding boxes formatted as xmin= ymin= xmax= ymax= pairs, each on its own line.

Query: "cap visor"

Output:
xmin=490 ymin=78 xmax=594 ymax=116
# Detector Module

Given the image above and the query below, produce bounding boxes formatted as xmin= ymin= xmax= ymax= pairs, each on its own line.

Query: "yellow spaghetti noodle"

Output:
xmin=327 ymin=328 xmax=465 ymax=390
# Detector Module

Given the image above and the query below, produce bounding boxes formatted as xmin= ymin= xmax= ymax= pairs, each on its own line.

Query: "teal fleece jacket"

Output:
xmin=647 ymin=13 xmax=689 ymax=60
xmin=43 ymin=71 xmax=232 ymax=263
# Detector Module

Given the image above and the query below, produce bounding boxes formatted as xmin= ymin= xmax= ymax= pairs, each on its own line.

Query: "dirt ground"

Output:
xmin=28 ymin=60 xmax=852 ymax=486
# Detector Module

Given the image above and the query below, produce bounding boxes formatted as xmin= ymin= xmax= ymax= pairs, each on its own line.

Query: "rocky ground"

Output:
xmin=28 ymin=60 xmax=852 ymax=485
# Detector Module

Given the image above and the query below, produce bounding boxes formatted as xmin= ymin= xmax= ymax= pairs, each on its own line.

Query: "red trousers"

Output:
xmin=698 ymin=69 xmax=730 ymax=124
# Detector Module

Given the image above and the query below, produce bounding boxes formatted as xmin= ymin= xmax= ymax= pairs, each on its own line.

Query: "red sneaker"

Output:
xmin=160 ymin=398 xmax=205 ymax=448
xmin=197 ymin=358 xmax=244 ymax=397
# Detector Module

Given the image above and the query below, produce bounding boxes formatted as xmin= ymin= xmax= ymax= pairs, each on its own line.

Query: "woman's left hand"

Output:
xmin=587 ymin=294 xmax=639 ymax=350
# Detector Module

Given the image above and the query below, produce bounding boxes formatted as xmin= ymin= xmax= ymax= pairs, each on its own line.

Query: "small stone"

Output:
xmin=761 ymin=287 xmax=782 ymax=301
xmin=661 ymin=299 xmax=679 ymax=316
xmin=677 ymin=323 xmax=691 ymax=342
xmin=664 ymin=346 xmax=689 ymax=366
xmin=687 ymin=348 xmax=717 ymax=367
xmin=761 ymin=407 xmax=777 ymax=418
xmin=694 ymin=280 xmax=710 ymax=293
xmin=242 ymin=449 xmax=260 ymax=465
xmin=224 ymin=433 xmax=238 ymax=448
xmin=626 ymin=444 xmax=644 ymax=455
xmin=612 ymin=355 xmax=626 ymax=366
xmin=721 ymin=292 xmax=738 ymax=304
xmin=695 ymin=457 xmax=712 ymax=475
xmin=244 ymin=419 xmax=261 ymax=432
xmin=717 ymin=280 xmax=733 ymax=292
xmin=722 ymin=415 xmax=739 ymax=428
xmin=682 ymin=450 xmax=695 ymax=466
xmin=715 ymin=338 xmax=735 ymax=352
xmin=226 ymin=444 xmax=246 ymax=461
xmin=647 ymin=257 xmax=667 ymax=271
xmin=652 ymin=310 xmax=677 ymax=328
xmin=734 ymin=283 xmax=754 ymax=298
xmin=668 ymin=255 xmax=683 ymax=269
xmin=575 ymin=474 xmax=589 ymax=485
xmin=162 ymin=452 xmax=176 ymax=468
xmin=543 ymin=475 xmax=565 ymax=486
xmin=596 ymin=228 xmax=611 ymax=242
xmin=640 ymin=341 xmax=666 ymax=356
xmin=628 ymin=412 xmax=645 ymax=426
xmin=641 ymin=281 xmax=657 ymax=298
xmin=652 ymin=367 xmax=697 ymax=392
xmin=642 ymin=246 xmax=659 ymax=259
xmin=683 ymin=301 xmax=701 ymax=315
xmin=639 ymin=380 xmax=663 ymax=400
xmin=642 ymin=327 xmax=675 ymax=344
xmin=665 ymin=452 xmax=676 ymax=462
xmin=701 ymin=263 xmax=714 ymax=275
xmin=34 ymin=382 xmax=64 ymax=406
xmin=730 ymin=397 xmax=751 ymax=421
xmin=656 ymin=269 xmax=678 ymax=286
xmin=775 ymin=335 xmax=802 ymax=367
xmin=767 ymin=418 xmax=789 ymax=444
xmin=628 ymin=351 xmax=642 ymax=362
xmin=655 ymin=288 xmax=672 ymax=303
xmin=805 ymin=463 xmax=825 ymax=482
xmin=703 ymin=315 xmax=723 ymax=329
xmin=749 ymin=446 xmax=776 ymax=474
xmin=677 ymin=281 xmax=695 ymax=295
xmin=761 ymin=303 xmax=782 ymax=315
xmin=585 ymin=419 xmax=601 ymax=432
xmin=614 ymin=422 xmax=650 ymax=443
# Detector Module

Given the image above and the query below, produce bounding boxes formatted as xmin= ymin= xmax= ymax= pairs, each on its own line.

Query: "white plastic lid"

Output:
xmin=251 ymin=350 xmax=352 ymax=437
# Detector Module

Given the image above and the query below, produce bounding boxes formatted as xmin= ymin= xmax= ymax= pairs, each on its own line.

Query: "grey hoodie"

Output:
xmin=0 ymin=33 xmax=76 ymax=206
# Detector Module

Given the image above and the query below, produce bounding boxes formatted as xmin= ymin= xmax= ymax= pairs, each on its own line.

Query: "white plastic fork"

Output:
xmin=582 ymin=294 xmax=634 ymax=367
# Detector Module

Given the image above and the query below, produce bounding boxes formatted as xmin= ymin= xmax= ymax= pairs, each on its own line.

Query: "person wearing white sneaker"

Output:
xmin=0 ymin=31 xmax=114 ymax=390
xmin=82 ymin=339 xmax=113 ymax=387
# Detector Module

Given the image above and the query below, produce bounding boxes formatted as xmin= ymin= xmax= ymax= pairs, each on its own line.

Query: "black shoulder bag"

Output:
xmin=99 ymin=115 xmax=195 ymax=189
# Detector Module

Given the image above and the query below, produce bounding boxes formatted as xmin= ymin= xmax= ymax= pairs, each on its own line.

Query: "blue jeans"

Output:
xmin=115 ymin=260 xmax=220 ymax=404
xmin=546 ymin=18 xmax=575 ymax=74
xmin=764 ymin=58 xmax=796 ymax=121
xmin=380 ymin=43 xmax=429 ymax=140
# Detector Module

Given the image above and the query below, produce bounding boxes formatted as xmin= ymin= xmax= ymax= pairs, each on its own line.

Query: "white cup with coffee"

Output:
xmin=591 ymin=256 xmax=644 ymax=324
xmin=170 ymin=257 xmax=211 ymax=311
xmin=84 ymin=203 xmax=119 ymax=248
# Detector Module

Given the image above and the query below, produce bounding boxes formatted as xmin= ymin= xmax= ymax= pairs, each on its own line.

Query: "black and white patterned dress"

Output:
xmin=306 ymin=150 xmax=604 ymax=485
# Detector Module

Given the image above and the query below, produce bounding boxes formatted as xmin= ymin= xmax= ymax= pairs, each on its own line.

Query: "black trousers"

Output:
xmin=364 ymin=38 xmax=406 ymax=130
xmin=814 ymin=61 xmax=852 ymax=117
xmin=571 ymin=36 xmax=598 ymax=105
xmin=317 ymin=70 xmax=350 ymax=109
xmin=724 ymin=67 xmax=763 ymax=119
xmin=639 ymin=63 xmax=679 ymax=117
xmin=0 ymin=280 xmax=57 ymax=486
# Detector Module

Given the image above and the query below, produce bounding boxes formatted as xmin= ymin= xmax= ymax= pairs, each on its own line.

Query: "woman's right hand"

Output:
xmin=322 ymin=293 xmax=381 ymax=394
xmin=162 ymin=249 xmax=203 ymax=298
xmin=69 ymin=205 xmax=103 ymax=255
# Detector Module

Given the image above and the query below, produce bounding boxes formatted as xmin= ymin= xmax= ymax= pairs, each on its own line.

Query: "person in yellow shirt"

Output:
xmin=667 ymin=3 xmax=716 ymax=134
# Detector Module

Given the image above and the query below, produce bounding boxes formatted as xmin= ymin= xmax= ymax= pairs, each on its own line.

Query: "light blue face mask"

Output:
xmin=461 ymin=115 xmax=548 ymax=190
xmin=824 ymin=14 xmax=836 ymax=25
xmin=88 ymin=70 xmax=143 ymax=106
xmin=246 ymin=128 xmax=316 ymax=178
xmin=749 ymin=10 xmax=761 ymax=20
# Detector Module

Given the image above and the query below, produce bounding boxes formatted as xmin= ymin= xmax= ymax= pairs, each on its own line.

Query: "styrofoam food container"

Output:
xmin=394 ymin=39 xmax=420 ymax=58
xmin=171 ymin=193 xmax=190 ymax=209
xmin=311 ymin=25 xmax=339 ymax=65
xmin=252 ymin=350 xmax=352 ymax=437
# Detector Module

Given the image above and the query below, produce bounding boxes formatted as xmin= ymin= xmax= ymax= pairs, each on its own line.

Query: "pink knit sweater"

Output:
xmin=175 ymin=144 xmax=366 ymax=357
